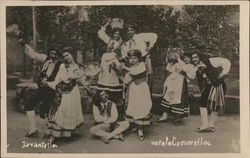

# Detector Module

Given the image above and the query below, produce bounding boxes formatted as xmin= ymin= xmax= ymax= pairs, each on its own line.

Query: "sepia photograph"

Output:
xmin=1 ymin=0 xmax=249 ymax=157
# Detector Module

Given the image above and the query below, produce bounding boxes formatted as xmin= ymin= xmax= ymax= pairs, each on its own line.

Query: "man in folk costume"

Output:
xmin=24 ymin=44 xmax=62 ymax=137
xmin=90 ymin=90 xmax=129 ymax=144
xmin=191 ymin=53 xmax=231 ymax=132
xmin=121 ymin=23 xmax=158 ymax=90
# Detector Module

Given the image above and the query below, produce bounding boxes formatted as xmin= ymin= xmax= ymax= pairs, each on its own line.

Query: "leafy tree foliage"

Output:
xmin=6 ymin=5 xmax=239 ymax=63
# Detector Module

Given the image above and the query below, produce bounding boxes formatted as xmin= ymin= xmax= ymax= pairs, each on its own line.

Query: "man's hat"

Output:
xmin=62 ymin=47 xmax=74 ymax=55
xmin=126 ymin=23 xmax=137 ymax=30
xmin=48 ymin=44 xmax=60 ymax=55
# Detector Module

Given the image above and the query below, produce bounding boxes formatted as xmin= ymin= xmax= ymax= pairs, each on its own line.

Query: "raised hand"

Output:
xmin=175 ymin=53 xmax=181 ymax=60
xmin=24 ymin=44 xmax=33 ymax=54
xmin=146 ymin=47 xmax=152 ymax=53
xmin=104 ymin=18 xmax=112 ymax=27
xmin=107 ymin=18 xmax=112 ymax=24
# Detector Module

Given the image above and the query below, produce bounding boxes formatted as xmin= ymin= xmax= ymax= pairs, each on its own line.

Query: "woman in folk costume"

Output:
xmin=97 ymin=18 xmax=125 ymax=121
xmin=123 ymin=49 xmax=152 ymax=141
xmin=98 ymin=18 xmax=124 ymax=59
xmin=157 ymin=50 xmax=196 ymax=125
xmin=121 ymin=23 xmax=158 ymax=89
xmin=191 ymin=53 xmax=231 ymax=132
xmin=43 ymin=47 xmax=84 ymax=144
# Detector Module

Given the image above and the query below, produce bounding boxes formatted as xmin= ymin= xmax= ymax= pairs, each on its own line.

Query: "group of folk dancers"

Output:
xmin=23 ymin=19 xmax=231 ymax=144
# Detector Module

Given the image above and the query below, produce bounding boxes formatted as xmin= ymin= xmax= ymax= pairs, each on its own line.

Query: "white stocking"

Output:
xmin=26 ymin=110 xmax=37 ymax=132
xmin=199 ymin=107 xmax=209 ymax=129
xmin=209 ymin=111 xmax=218 ymax=127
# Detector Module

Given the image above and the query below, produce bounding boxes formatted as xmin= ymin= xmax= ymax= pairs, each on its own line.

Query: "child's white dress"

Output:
xmin=161 ymin=61 xmax=195 ymax=117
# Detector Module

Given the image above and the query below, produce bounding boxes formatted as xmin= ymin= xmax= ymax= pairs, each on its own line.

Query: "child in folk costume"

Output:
xmin=90 ymin=90 xmax=129 ymax=144
xmin=157 ymin=51 xmax=196 ymax=125
xmin=123 ymin=49 xmax=152 ymax=141
xmin=182 ymin=53 xmax=195 ymax=83
xmin=43 ymin=47 xmax=84 ymax=144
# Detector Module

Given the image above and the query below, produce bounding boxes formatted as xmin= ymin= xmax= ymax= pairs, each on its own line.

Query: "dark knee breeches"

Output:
xmin=25 ymin=87 xmax=56 ymax=119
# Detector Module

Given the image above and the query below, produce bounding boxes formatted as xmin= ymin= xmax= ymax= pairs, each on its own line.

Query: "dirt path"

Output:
xmin=6 ymin=90 xmax=240 ymax=153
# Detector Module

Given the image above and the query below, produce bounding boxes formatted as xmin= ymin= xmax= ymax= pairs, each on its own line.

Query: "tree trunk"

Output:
xmin=32 ymin=6 xmax=38 ymax=81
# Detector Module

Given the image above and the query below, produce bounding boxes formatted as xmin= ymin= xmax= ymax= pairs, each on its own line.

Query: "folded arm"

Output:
xmin=210 ymin=57 xmax=231 ymax=75
xmin=123 ymin=62 xmax=146 ymax=75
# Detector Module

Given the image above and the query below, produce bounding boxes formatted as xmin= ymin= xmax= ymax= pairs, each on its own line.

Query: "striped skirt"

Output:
xmin=160 ymin=78 xmax=189 ymax=118
xmin=202 ymin=82 xmax=226 ymax=114
xmin=93 ymin=83 xmax=124 ymax=105
xmin=125 ymin=113 xmax=152 ymax=126
xmin=93 ymin=83 xmax=123 ymax=93
xmin=46 ymin=121 xmax=82 ymax=138
xmin=45 ymin=86 xmax=84 ymax=138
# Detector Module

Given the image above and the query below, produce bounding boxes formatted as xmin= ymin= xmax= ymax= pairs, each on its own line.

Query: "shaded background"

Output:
xmin=4 ymin=5 xmax=241 ymax=154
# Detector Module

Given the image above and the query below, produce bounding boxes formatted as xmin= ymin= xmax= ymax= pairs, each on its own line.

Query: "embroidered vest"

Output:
xmin=37 ymin=59 xmax=61 ymax=88
xmin=98 ymin=101 xmax=113 ymax=117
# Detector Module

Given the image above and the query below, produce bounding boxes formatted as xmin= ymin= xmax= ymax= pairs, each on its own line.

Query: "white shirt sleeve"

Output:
xmin=25 ymin=45 xmax=47 ymax=64
xmin=98 ymin=26 xmax=111 ymax=44
xmin=176 ymin=59 xmax=196 ymax=79
xmin=209 ymin=57 xmax=231 ymax=75
xmin=135 ymin=33 xmax=158 ymax=47
xmin=182 ymin=64 xmax=196 ymax=80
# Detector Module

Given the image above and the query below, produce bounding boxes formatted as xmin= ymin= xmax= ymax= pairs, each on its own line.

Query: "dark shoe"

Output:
xmin=194 ymin=127 xmax=212 ymax=133
xmin=25 ymin=130 xmax=39 ymax=138
xmin=42 ymin=133 xmax=50 ymax=139
xmin=174 ymin=119 xmax=181 ymax=125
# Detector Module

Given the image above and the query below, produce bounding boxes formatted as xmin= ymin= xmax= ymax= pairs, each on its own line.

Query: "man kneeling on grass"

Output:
xmin=90 ymin=90 xmax=129 ymax=144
